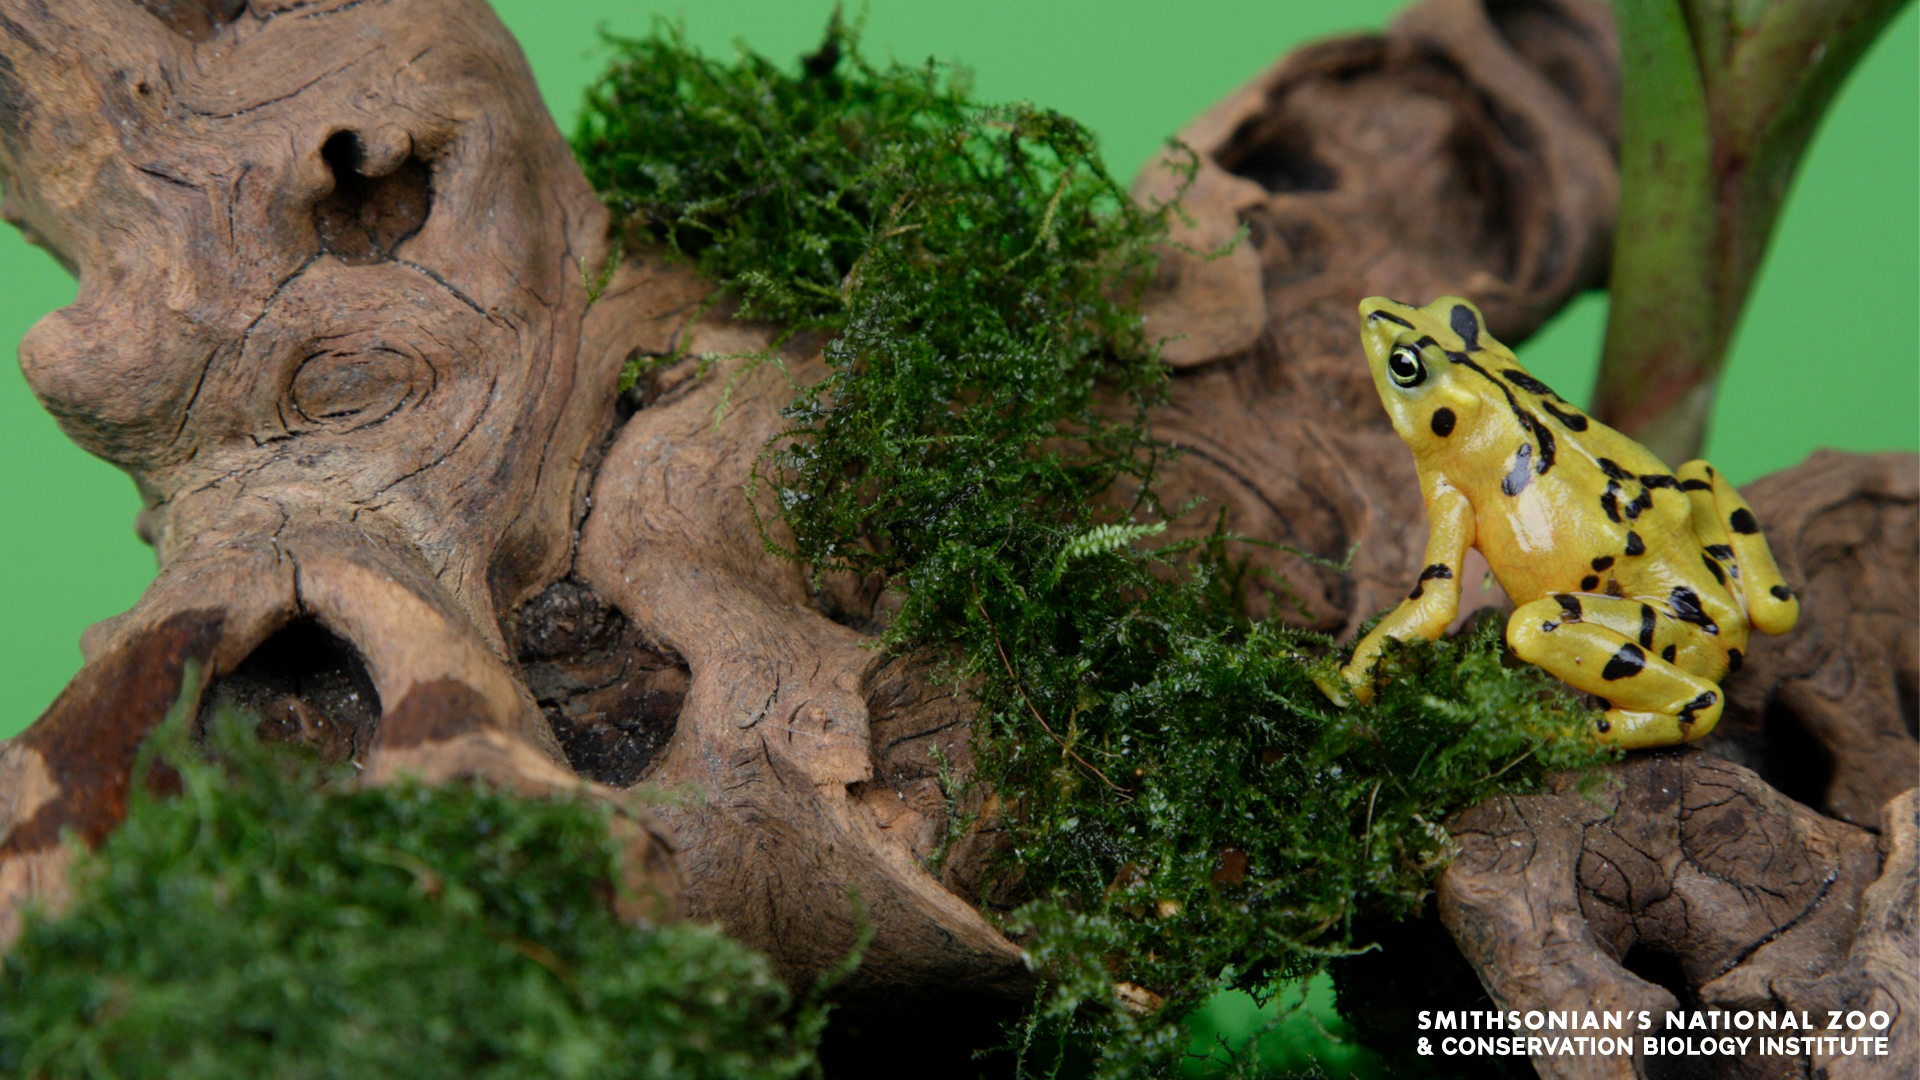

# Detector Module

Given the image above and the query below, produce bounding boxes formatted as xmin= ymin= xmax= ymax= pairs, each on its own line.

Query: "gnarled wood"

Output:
xmin=0 ymin=0 xmax=651 ymax=930
xmin=1439 ymin=754 xmax=1913 ymax=1080
xmin=1134 ymin=0 xmax=1621 ymax=635
xmin=0 ymin=5 xmax=1910 ymax=1068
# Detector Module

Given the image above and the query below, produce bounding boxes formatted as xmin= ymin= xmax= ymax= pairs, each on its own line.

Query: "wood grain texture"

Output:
xmin=0 ymin=3 xmax=1909 ymax=1054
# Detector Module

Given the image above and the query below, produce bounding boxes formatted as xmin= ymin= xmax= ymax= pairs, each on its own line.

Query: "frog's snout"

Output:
xmin=1356 ymin=296 xmax=1405 ymax=361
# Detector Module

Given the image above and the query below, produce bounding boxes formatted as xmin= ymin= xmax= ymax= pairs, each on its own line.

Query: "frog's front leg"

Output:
xmin=1334 ymin=484 xmax=1475 ymax=703
xmin=1506 ymin=594 xmax=1723 ymax=749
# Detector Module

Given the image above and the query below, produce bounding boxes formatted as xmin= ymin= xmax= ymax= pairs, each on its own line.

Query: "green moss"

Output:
xmin=574 ymin=12 xmax=1169 ymax=626
xmin=573 ymin=16 xmax=1616 ymax=1077
xmin=0 ymin=697 xmax=820 ymax=1080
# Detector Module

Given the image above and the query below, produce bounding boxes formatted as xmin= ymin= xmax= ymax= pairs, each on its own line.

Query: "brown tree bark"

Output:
xmin=0 ymin=2 xmax=1910 ymax=1076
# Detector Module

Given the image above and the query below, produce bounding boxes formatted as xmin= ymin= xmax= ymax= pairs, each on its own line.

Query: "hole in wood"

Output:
xmin=1898 ymin=657 xmax=1918 ymax=741
xmin=1758 ymin=694 xmax=1836 ymax=812
xmin=507 ymin=579 xmax=687 ymax=787
xmin=314 ymin=131 xmax=432 ymax=266
xmin=127 ymin=0 xmax=245 ymax=42
xmin=1219 ymin=117 xmax=1338 ymax=193
xmin=197 ymin=617 xmax=382 ymax=765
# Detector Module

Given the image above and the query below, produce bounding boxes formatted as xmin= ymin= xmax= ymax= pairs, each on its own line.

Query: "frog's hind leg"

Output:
xmin=1506 ymin=595 xmax=1723 ymax=749
xmin=1676 ymin=460 xmax=1800 ymax=636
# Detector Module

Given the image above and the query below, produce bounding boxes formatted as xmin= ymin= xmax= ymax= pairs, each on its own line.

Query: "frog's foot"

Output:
xmin=1506 ymin=596 xmax=1725 ymax=749
xmin=1587 ymin=705 xmax=1722 ymax=750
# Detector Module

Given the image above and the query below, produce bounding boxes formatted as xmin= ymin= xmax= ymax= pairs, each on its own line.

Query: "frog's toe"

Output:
xmin=1314 ymin=664 xmax=1373 ymax=707
xmin=1593 ymin=689 xmax=1722 ymax=750
xmin=1313 ymin=670 xmax=1352 ymax=708
xmin=1592 ymin=708 xmax=1675 ymax=749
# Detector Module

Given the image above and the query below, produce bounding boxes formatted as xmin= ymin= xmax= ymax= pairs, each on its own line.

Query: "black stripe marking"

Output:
xmin=1600 ymin=481 xmax=1621 ymax=522
xmin=1701 ymin=553 xmax=1726 ymax=585
xmin=1408 ymin=562 xmax=1454 ymax=600
xmin=1529 ymin=415 xmax=1556 ymax=474
xmin=1625 ymin=531 xmax=1645 ymax=557
xmin=1591 ymin=555 xmax=1615 ymax=571
xmin=1638 ymin=604 xmax=1656 ymax=648
xmin=1670 ymin=586 xmax=1719 ymax=634
xmin=1769 ymin=584 xmax=1792 ymax=601
xmin=1502 ymin=369 xmax=1554 ymax=396
xmin=1369 ymin=309 xmax=1415 ymax=328
xmin=1641 ymin=474 xmax=1680 ymax=490
xmin=1704 ymin=544 xmax=1734 ymax=561
xmin=1539 ymin=397 xmax=1590 ymax=431
xmin=1580 ymin=575 xmax=1600 ymax=591
xmin=1595 ymin=717 xmax=1611 ymax=733
xmin=1555 ymin=594 xmax=1583 ymax=621
xmin=1450 ymin=304 xmax=1481 ymax=349
xmin=1597 ymin=457 xmax=1633 ymax=481
xmin=1602 ymin=643 xmax=1647 ymax=680
xmin=1503 ymin=443 xmax=1533 ymax=496
xmin=1430 ymin=407 xmax=1456 ymax=437
xmin=1729 ymin=508 xmax=1759 ymax=534
xmin=1726 ymin=648 xmax=1743 ymax=674
xmin=1677 ymin=690 xmax=1717 ymax=726
xmin=1680 ymin=477 xmax=1712 ymax=491
xmin=1662 ymin=644 xmax=1677 ymax=662
xmin=1431 ymin=345 xmax=1560 ymax=479
xmin=1623 ymin=489 xmax=1653 ymax=520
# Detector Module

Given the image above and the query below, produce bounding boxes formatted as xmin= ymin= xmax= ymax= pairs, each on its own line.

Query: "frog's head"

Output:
xmin=1356 ymin=294 xmax=1491 ymax=451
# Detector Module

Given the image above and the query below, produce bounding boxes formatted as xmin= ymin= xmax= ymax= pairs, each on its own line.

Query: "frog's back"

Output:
xmin=1430 ymin=347 xmax=1747 ymax=636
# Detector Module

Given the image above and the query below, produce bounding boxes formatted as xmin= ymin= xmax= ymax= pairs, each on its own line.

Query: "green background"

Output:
xmin=1 ymin=0 xmax=1914 ymax=735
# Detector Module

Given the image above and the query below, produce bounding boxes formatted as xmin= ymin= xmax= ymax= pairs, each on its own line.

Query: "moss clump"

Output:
xmin=574 ymin=12 xmax=1169 ymax=638
xmin=0 ymin=703 xmax=820 ymax=1080
xmin=573 ymin=17 xmax=1615 ymax=1077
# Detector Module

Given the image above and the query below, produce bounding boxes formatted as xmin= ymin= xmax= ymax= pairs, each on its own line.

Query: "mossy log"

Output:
xmin=0 ymin=1 xmax=1910 ymax=1077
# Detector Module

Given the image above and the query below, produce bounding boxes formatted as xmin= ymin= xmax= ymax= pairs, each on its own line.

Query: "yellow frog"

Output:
xmin=1329 ymin=295 xmax=1799 ymax=749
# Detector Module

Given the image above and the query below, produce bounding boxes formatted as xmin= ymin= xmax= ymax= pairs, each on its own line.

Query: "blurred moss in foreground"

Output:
xmin=0 ymin=701 xmax=820 ymax=1080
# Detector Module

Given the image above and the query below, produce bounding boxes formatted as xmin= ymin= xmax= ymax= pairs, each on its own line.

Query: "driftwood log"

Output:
xmin=0 ymin=1 xmax=1910 ymax=1076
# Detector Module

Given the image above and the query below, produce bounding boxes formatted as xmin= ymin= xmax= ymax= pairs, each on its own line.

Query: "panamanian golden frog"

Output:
xmin=1329 ymin=295 xmax=1799 ymax=749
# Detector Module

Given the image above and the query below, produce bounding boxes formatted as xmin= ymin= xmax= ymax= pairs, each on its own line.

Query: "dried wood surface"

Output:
xmin=0 ymin=3 xmax=1910 ymax=1071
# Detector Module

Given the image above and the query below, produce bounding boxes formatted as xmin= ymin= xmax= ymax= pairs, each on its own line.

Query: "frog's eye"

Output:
xmin=1388 ymin=345 xmax=1427 ymax=388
